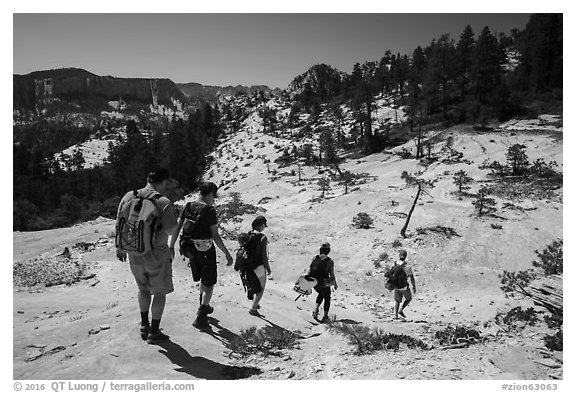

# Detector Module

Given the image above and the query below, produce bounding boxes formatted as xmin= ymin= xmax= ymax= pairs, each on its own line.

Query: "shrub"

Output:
xmin=435 ymin=325 xmax=482 ymax=346
xmin=392 ymin=239 xmax=402 ymax=248
xmin=544 ymin=329 xmax=562 ymax=351
xmin=499 ymin=270 xmax=537 ymax=298
xmin=216 ymin=192 xmax=259 ymax=224
xmin=544 ymin=310 xmax=563 ymax=329
xmin=495 ymin=306 xmax=538 ymax=328
xmin=398 ymin=148 xmax=413 ymax=159
xmin=228 ymin=326 xmax=299 ymax=358
xmin=329 ymin=322 xmax=429 ymax=354
xmin=352 ymin=212 xmax=374 ymax=229
xmin=532 ymin=239 xmax=562 ymax=275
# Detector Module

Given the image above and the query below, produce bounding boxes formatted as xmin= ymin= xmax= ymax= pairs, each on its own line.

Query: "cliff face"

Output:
xmin=13 ymin=68 xmax=186 ymax=110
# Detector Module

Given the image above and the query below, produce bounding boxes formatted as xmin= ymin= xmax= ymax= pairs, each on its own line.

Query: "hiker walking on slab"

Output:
xmin=170 ymin=181 xmax=234 ymax=329
xmin=308 ymin=242 xmax=338 ymax=323
xmin=116 ymin=168 xmax=178 ymax=344
xmin=246 ymin=216 xmax=271 ymax=316
xmin=386 ymin=249 xmax=416 ymax=319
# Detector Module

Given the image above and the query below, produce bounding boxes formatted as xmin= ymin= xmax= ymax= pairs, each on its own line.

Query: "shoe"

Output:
xmin=140 ymin=325 xmax=150 ymax=340
xmin=197 ymin=305 xmax=213 ymax=316
xmin=320 ymin=315 xmax=330 ymax=324
xmin=249 ymin=309 xmax=261 ymax=317
xmin=147 ymin=330 xmax=169 ymax=344
xmin=312 ymin=309 xmax=319 ymax=320
xmin=398 ymin=310 xmax=406 ymax=318
xmin=192 ymin=315 xmax=210 ymax=329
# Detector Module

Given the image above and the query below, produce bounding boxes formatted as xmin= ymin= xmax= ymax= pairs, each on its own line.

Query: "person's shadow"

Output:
xmin=155 ymin=340 xmax=262 ymax=380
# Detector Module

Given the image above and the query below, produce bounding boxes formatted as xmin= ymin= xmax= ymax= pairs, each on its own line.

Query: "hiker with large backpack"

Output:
xmin=233 ymin=216 xmax=271 ymax=317
xmin=170 ymin=182 xmax=233 ymax=329
xmin=115 ymin=168 xmax=178 ymax=344
xmin=308 ymin=242 xmax=338 ymax=323
xmin=385 ymin=249 xmax=417 ymax=319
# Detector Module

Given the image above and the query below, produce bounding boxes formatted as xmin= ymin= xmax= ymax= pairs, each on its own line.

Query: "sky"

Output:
xmin=13 ymin=13 xmax=533 ymax=89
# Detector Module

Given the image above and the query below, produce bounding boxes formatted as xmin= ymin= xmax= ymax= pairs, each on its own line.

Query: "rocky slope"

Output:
xmin=13 ymin=107 xmax=563 ymax=380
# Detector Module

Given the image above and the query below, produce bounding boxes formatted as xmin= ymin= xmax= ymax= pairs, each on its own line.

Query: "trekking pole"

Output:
xmin=294 ymin=294 xmax=302 ymax=301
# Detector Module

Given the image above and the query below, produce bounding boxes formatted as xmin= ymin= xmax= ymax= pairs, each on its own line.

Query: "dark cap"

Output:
xmin=252 ymin=215 xmax=268 ymax=229
xmin=321 ymin=242 xmax=331 ymax=249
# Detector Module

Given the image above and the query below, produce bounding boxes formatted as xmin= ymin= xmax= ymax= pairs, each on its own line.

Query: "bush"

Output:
xmin=329 ymin=322 xmax=429 ymax=354
xmin=398 ymin=148 xmax=413 ymax=159
xmin=228 ymin=326 xmax=299 ymax=358
xmin=435 ymin=325 xmax=482 ymax=346
xmin=495 ymin=306 xmax=538 ymax=328
xmin=544 ymin=329 xmax=562 ymax=351
xmin=544 ymin=310 xmax=563 ymax=329
xmin=532 ymin=239 xmax=563 ymax=275
xmin=392 ymin=239 xmax=402 ymax=248
xmin=353 ymin=212 xmax=374 ymax=229
xmin=499 ymin=269 xmax=537 ymax=298
xmin=216 ymin=192 xmax=259 ymax=224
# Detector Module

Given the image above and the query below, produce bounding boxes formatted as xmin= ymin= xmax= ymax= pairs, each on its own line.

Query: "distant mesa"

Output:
xmin=13 ymin=67 xmax=186 ymax=111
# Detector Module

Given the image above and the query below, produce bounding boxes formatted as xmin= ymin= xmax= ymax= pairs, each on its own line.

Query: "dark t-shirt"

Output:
xmin=180 ymin=201 xmax=217 ymax=239
xmin=250 ymin=231 xmax=269 ymax=268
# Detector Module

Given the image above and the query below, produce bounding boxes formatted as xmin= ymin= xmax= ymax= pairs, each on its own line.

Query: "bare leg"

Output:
xmin=138 ymin=290 xmax=152 ymax=312
xmin=200 ymin=284 xmax=214 ymax=306
xmin=151 ymin=294 xmax=166 ymax=320
xmin=251 ymin=275 xmax=266 ymax=310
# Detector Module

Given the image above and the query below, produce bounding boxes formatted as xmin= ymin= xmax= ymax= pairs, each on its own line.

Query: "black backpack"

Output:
xmin=181 ymin=203 xmax=200 ymax=240
xmin=385 ymin=263 xmax=408 ymax=290
xmin=308 ymin=255 xmax=331 ymax=283
xmin=234 ymin=232 xmax=264 ymax=272
xmin=179 ymin=203 xmax=201 ymax=259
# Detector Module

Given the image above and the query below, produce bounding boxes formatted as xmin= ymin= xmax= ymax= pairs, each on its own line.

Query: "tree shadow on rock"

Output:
xmin=156 ymin=340 xmax=261 ymax=380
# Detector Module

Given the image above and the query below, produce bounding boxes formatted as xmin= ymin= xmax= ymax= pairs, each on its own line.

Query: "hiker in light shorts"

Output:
xmin=393 ymin=249 xmax=417 ymax=319
xmin=247 ymin=216 xmax=272 ymax=316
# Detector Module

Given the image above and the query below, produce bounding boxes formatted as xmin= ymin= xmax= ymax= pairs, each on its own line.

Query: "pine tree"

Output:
xmin=471 ymin=26 xmax=506 ymax=103
xmin=472 ymin=186 xmax=497 ymax=216
xmin=453 ymin=170 xmax=473 ymax=194
xmin=506 ymin=144 xmax=529 ymax=175
xmin=455 ymin=25 xmax=475 ymax=98
xmin=400 ymin=171 xmax=435 ymax=238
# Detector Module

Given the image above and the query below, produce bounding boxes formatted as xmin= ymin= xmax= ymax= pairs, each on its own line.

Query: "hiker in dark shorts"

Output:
xmin=170 ymin=182 xmax=233 ymax=329
xmin=309 ymin=242 xmax=338 ymax=323
xmin=116 ymin=168 xmax=178 ymax=344
xmin=393 ymin=249 xmax=416 ymax=319
xmin=247 ymin=216 xmax=272 ymax=316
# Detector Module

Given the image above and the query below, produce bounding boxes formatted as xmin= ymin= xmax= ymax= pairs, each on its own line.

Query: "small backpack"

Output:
xmin=234 ymin=232 xmax=264 ymax=272
xmin=179 ymin=203 xmax=201 ymax=259
xmin=385 ymin=263 xmax=408 ymax=290
xmin=181 ymin=202 xmax=199 ymax=240
xmin=308 ymin=255 xmax=331 ymax=284
xmin=116 ymin=190 xmax=162 ymax=256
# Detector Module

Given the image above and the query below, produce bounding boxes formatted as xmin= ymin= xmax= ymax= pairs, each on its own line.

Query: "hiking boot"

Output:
xmin=140 ymin=325 xmax=150 ymax=340
xmin=312 ymin=309 xmax=319 ymax=320
xmin=147 ymin=330 xmax=169 ymax=344
xmin=249 ymin=309 xmax=261 ymax=317
xmin=398 ymin=310 xmax=406 ymax=318
xmin=197 ymin=305 xmax=213 ymax=316
xmin=192 ymin=315 xmax=210 ymax=329
xmin=320 ymin=315 xmax=330 ymax=324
